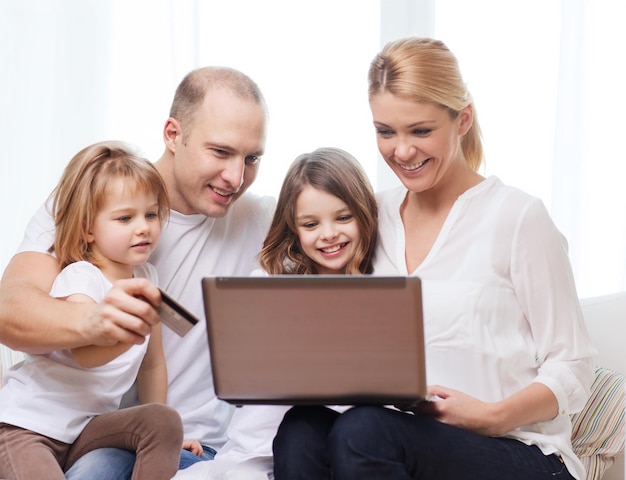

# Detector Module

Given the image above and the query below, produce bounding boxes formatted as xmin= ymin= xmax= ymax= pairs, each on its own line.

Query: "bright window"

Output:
xmin=1 ymin=1 xmax=624 ymax=298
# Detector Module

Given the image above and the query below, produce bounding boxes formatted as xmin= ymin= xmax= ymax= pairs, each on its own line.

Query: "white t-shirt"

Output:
xmin=172 ymin=405 xmax=288 ymax=480
xmin=171 ymin=267 xmax=348 ymax=480
xmin=0 ymin=261 xmax=155 ymax=443
xmin=375 ymin=176 xmax=597 ymax=480
xmin=15 ymin=192 xmax=275 ymax=448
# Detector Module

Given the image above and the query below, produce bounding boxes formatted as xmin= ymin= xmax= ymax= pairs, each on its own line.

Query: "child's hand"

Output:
xmin=183 ymin=438 xmax=203 ymax=457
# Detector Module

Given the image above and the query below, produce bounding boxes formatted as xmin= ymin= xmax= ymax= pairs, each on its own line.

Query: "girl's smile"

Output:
xmin=295 ymin=185 xmax=361 ymax=275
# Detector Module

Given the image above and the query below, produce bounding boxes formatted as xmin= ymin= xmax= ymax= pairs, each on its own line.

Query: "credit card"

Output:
xmin=158 ymin=288 xmax=198 ymax=336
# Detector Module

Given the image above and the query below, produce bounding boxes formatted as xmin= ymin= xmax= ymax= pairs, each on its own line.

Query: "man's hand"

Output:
xmin=82 ymin=277 xmax=162 ymax=347
xmin=0 ymin=251 xmax=162 ymax=353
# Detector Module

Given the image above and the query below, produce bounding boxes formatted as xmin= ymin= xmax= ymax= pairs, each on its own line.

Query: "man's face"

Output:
xmin=168 ymin=89 xmax=267 ymax=217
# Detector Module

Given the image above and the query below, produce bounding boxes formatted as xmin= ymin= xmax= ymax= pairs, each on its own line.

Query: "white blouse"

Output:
xmin=374 ymin=176 xmax=597 ymax=480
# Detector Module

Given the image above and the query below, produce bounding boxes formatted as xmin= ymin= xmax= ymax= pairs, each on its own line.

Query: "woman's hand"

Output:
xmin=413 ymin=382 xmax=559 ymax=437
xmin=415 ymin=385 xmax=506 ymax=436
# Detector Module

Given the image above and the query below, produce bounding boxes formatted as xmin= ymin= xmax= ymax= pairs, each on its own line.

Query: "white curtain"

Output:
xmin=0 ymin=0 xmax=380 ymax=274
xmin=553 ymin=0 xmax=626 ymax=298
xmin=0 ymin=0 xmax=196 ymax=273
xmin=1 ymin=0 xmax=624 ymax=298
xmin=429 ymin=0 xmax=626 ymax=298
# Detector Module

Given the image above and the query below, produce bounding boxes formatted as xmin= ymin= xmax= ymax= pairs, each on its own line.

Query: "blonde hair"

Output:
xmin=49 ymin=140 xmax=169 ymax=269
xmin=368 ymin=37 xmax=484 ymax=170
xmin=260 ymin=148 xmax=378 ymax=275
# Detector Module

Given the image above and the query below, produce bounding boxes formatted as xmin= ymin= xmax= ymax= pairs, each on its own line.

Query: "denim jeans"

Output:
xmin=273 ymin=405 xmax=576 ymax=480
xmin=64 ymin=448 xmax=135 ymax=480
xmin=64 ymin=445 xmax=216 ymax=479
xmin=179 ymin=445 xmax=217 ymax=469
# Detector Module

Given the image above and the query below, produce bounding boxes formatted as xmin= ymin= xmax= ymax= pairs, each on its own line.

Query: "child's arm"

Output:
xmin=183 ymin=439 xmax=203 ymax=456
xmin=137 ymin=322 xmax=167 ymax=404
xmin=68 ymin=293 xmax=133 ymax=367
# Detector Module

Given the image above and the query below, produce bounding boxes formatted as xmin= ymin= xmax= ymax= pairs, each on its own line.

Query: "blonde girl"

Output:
xmin=0 ymin=141 xmax=184 ymax=480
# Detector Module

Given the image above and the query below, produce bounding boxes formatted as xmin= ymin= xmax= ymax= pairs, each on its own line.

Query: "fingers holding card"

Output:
xmin=158 ymin=289 xmax=198 ymax=336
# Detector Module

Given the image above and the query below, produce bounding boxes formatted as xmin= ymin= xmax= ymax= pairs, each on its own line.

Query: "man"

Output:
xmin=0 ymin=67 xmax=275 ymax=477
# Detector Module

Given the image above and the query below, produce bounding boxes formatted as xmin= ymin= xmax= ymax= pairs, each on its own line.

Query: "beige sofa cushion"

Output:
xmin=571 ymin=367 xmax=625 ymax=480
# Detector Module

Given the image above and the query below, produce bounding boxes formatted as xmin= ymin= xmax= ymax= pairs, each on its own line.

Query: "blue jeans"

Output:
xmin=272 ymin=405 xmax=576 ymax=480
xmin=64 ymin=446 xmax=216 ymax=479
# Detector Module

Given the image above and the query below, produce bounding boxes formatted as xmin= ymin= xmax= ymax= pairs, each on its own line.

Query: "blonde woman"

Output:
xmin=273 ymin=38 xmax=597 ymax=480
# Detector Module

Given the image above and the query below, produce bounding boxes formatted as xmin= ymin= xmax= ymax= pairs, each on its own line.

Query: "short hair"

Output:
xmin=169 ymin=66 xmax=267 ymax=135
xmin=368 ymin=37 xmax=484 ymax=170
xmin=49 ymin=140 xmax=169 ymax=269
xmin=260 ymin=147 xmax=378 ymax=275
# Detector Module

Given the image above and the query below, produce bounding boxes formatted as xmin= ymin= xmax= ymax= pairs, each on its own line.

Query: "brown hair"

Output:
xmin=169 ymin=66 xmax=267 ymax=141
xmin=260 ymin=147 xmax=378 ymax=275
xmin=368 ymin=37 xmax=484 ymax=170
xmin=48 ymin=140 xmax=169 ymax=269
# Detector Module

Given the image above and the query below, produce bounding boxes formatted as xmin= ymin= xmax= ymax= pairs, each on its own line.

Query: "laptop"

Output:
xmin=201 ymin=275 xmax=426 ymax=406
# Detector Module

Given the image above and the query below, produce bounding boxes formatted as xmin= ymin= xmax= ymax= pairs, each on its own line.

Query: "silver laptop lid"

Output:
xmin=202 ymin=275 xmax=426 ymax=406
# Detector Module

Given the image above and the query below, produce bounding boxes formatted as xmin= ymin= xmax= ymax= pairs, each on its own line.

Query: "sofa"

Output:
xmin=1 ymin=292 xmax=624 ymax=480
xmin=574 ymin=292 xmax=626 ymax=480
